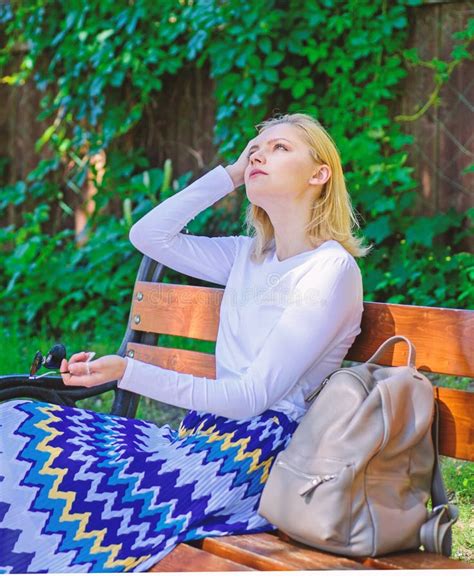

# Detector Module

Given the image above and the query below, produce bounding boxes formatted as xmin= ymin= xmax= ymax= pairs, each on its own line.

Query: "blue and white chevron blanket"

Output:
xmin=0 ymin=399 xmax=298 ymax=573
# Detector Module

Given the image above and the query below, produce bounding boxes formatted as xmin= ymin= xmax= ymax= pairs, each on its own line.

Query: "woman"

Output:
xmin=0 ymin=113 xmax=371 ymax=572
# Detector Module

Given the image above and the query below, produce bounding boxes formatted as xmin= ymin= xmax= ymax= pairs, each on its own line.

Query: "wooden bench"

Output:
xmin=112 ymin=255 xmax=473 ymax=572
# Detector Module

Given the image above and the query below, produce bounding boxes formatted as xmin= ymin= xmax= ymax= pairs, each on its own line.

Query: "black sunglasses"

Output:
xmin=29 ymin=343 xmax=68 ymax=378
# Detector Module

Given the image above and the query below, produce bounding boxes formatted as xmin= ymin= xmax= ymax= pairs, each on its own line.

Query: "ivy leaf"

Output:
xmin=188 ymin=29 xmax=207 ymax=60
xmin=263 ymin=68 xmax=278 ymax=83
xmin=390 ymin=132 xmax=414 ymax=150
xmin=260 ymin=37 xmax=272 ymax=55
xmin=451 ymin=45 xmax=471 ymax=60
xmin=402 ymin=47 xmax=420 ymax=64
xmin=405 ymin=214 xmax=458 ymax=247
xmin=35 ymin=125 xmax=56 ymax=152
xmin=265 ymin=52 xmax=284 ymax=67
xmin=392 ymin=15 xmax=407 ymax=29
xmin=364 ymin=216 xmax=392 ymax=243
xmin=292 ymin=81 xmax=308 ymax=98
xmin=372 ymin=196 xmax=397 ymax=214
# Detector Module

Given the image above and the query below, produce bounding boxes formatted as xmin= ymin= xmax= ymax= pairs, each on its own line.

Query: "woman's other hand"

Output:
xmin=60 ymin=352 xmax=127 ymax=388
xmin=225 ymin=137 xmax=257 ymax=188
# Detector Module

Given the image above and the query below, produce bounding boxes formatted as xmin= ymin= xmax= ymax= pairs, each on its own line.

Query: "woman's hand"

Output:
xmin=60 ymin=351 xmax=127 ymax=388
xmin=225 ymin=137 xmax=257 ymax=188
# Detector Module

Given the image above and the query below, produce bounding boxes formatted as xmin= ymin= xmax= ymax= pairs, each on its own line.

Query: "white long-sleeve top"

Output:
xmin=117 ymin=165 xmax=364 ymax=422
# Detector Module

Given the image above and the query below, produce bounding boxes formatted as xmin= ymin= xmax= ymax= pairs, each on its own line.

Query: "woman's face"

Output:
xmin=244 ymin=123 xmax=328 ymax=208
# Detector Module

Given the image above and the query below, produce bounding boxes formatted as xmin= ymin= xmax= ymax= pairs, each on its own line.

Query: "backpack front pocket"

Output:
xmin=259 ymin=453 xmax=355 ymax=546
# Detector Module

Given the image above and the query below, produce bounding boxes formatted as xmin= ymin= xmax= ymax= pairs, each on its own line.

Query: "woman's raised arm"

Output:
xmin=129 ymin=140 xmax=256 ymax=286
xmin=129 ymin=166 xmax=239 ymax=286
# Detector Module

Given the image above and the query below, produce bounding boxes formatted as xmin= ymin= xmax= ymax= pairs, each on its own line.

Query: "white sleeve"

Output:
xmin=117 ymin=255 xmax=363 ymax=420
xmin=129 ymin=164 xmax=240 ymax=286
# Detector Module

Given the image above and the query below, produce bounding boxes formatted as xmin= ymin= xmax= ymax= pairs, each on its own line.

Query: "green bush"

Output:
xmin=1 ymin=0 xmax=473 ymax=343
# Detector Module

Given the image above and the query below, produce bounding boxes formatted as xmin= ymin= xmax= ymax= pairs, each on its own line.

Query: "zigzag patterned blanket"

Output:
xmin=0 ymin=399 xmax=297 ymax=573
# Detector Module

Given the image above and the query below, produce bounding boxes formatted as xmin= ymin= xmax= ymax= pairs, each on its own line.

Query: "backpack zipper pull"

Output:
xmin=299 ymin=474 xmax=336 ymax=497
xmin=305 ymin=376 xmax=330 ymax=404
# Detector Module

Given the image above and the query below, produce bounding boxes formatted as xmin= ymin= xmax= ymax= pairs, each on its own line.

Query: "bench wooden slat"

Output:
xmin=148 ymin=542 xmax=256 ymax=572
xmin=126 ymin=343 xmax=216 ymax=378
xmin=436 ymin=387 xmax=473 ymax=461
xmin=277 ymin=531 xmax=473 ymax=570
xmin=347 ymin=302 xmax=474 ymax=378
xmin=200 ymin=532 xmax=367 ymax=570
xmin=132 ymin=282 xmax=222 ymax=341
xmin=126 ymin=342 xmax=473 ymax=461
xmin=131 ymin=283 xmax=474 ymax=378
xmin=360 ymin=550 xmax=474 ymax=570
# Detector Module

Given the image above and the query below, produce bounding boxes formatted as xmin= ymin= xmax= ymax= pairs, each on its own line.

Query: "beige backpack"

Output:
xmin=258 ymin=336 xmax=458 ymax=557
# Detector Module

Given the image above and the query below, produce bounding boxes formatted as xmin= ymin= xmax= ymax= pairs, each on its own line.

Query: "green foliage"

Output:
xmin=0 ymin=153 xmax=194 ymax=343
xmin=0 ymin=0 xmax=473 ymax=344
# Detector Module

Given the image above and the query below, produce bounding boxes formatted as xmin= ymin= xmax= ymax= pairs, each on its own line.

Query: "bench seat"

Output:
xmin=149 ymin=542 xmax=256 ymax=572
xmin=150 ymin=531 xmax=473 ymax=571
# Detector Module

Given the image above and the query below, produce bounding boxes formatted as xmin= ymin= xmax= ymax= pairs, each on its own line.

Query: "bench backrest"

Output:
xmin=124 ymin=278 xmax=474 ymax=462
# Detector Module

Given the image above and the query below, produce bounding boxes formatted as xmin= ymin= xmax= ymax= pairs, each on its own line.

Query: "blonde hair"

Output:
xmin=244 ymin=112 xmax=372 ymax=263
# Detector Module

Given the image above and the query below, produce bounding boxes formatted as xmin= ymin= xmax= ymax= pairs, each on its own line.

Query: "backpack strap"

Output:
xmin=366 ymin=335 xmax=416 ymax=368
xmin=419 ymin=400 xmax=459 ymax=557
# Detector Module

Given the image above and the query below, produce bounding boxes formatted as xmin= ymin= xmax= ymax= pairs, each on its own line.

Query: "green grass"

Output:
xmin=439 ymin=456 xmax=474 ymax=562
xmin=0 ymin=326 xmax=472 ymax=562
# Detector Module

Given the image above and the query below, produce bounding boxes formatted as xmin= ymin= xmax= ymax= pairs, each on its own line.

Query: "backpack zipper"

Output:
xmin=305 ymin=375 xmax=331 ymax=403
xmin=335 ymin=368 xmax=370 ymax=395
xmin=305 ymin=368 xmax=370 ymax=404
xmin=276 ymin=459 xmax=337 ymax=498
